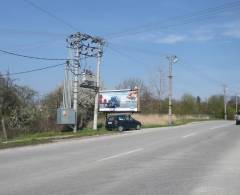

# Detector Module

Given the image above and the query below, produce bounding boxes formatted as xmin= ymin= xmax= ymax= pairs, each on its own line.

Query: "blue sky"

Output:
xmin=0 ymin=0 xmax=240 ymax=99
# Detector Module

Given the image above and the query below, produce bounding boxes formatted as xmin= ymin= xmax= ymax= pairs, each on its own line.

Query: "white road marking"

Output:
xmin=97 ymin=148 xmax=144 ymax=162
xmin=209 ymin=124 xmax=231 ymax=130
xmin=182 ymin=132 xmax=197 ymax=138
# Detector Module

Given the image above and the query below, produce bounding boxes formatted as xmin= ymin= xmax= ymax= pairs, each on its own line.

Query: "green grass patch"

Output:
xmin=0 ymin=128 xmax=116 ymax=149
xmin=0 ymin=138 xmax=51 ymax=149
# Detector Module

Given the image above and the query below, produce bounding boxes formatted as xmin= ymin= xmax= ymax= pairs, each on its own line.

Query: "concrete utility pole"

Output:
xmin=166 ymin=55 xmax=178 ymax=126
xmin=223 ymin=84 xmax=227 ymax=120
xmin=159 ymin=68 xmax=163 ymax=112
xmin=236 ymin=94 xmax=238 ymax=113
xmin=73 ymin=48 xmax=80 ymax=133
xmin=93 ymin=45 xmax=101 ymax=130
xmin=67 ymin=35 xmax=81 ymax=133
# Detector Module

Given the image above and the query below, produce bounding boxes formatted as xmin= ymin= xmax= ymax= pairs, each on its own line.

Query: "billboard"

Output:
xmin=99 ymin=89 xmax=140 ymax=112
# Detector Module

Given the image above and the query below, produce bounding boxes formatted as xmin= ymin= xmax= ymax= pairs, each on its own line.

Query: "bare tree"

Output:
xmin=115 ymin=77 xmax=147 ymax=95
xmin=149 ymin=66 xmax=166 ymax=112
xmin=115 ymin=77 xmax=158 ymax=113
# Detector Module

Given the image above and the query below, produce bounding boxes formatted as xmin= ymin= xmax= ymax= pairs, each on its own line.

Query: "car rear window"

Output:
xmin=118 ymin=116 xmax=126 ymax=121
xmin=107 ymin=117 xmax=114 ymax=121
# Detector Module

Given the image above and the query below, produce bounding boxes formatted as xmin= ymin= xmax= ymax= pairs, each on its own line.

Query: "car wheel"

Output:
xmin=136 ymin=124 xmax=141 ymax=130
xmin=118 ymin=126 xmax=124 ymax=132
xmin=236 ymin=121 xmax=239 ymax=125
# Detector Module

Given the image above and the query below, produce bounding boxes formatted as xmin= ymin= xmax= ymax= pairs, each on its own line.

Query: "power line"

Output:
xmin=107 ymin=46 xmax=223 ymax=98
xmin=0 ymin=49 xmax=69 ymax=61
xmin=106 ymin=1 xmax=240 ymax=39
xmin=107 ymin=45 xmax=149 ymax=67
xmin=108 ymin=44 xmax=228 ymax=88
xmin=178 ymin=59 xmax=238 ymax=95
xmin=23 ymin=0 xmax=78 ymax=31
xmin=0 ymin=27 xmax=67 ymax=38
xmin=108 ymin=42 xmax=168 ymax=60
xmin=177 ymin=59 xmax=223 ymax=86
xmin=108 ymin=1 xmax=240 ymax=38
xmin=2 ymin=62 xmax=65 ymax=76
xmin=109 ymin=44 xmax=238 ymax=95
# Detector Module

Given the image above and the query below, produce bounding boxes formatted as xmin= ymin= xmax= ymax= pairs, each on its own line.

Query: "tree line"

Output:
xmin=0 ymin=74 xmax=237 ymax=140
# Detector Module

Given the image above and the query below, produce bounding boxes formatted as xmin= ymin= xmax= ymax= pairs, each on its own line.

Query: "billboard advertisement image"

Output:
xmin=99 ymin=89 xmax=140 ymax=112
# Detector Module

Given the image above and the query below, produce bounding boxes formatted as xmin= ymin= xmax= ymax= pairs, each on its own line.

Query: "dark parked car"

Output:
xmin=236 ymin=112 xmax=240 ymax=125
xmin=105 ymin=114 xmax=141 ymax=131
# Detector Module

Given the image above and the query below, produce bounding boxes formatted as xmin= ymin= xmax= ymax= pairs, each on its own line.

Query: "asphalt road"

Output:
xmin=0 ymin=120 xmax=240 ymax=195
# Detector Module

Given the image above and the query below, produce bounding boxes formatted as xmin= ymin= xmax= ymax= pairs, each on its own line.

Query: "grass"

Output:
xmin=0 ymin=139 xmax=51 ymax=149
xmin=0 ymin=128 xmax=116 ymax=149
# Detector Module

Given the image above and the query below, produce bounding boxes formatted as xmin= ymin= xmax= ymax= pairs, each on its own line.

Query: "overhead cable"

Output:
xmin=0 ymin=49 xmax=69 ymax=61
xmin=23 ymin=0 xmax=78 ymax=31
xmin=2 ymin=62 xmax=65 ymax=76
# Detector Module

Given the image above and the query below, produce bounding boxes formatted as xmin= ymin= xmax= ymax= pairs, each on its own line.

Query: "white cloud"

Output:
xmin=155 ymin=34 xmax=186 ymax=44
xmin=223 ymin=30 xmax=240 ymax=38
xmin=116 ymin=20 xmax=240 ymax=45
xmin=165 ymin=20 xmax=240 ymax=43
xmin=195 ymin=20 xmax=240 ymax=40
xmin=191 ymin=27 xmax=216 ymax=42
xmin=222 ymin=21 xmax=240 ymax=38
xmin=195 ymin=34 xmax=215 ymax=41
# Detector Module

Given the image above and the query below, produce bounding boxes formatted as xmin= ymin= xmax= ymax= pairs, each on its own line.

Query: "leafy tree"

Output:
xmin=227 ymin=96 xmax=238 ymax=119
xmin=0 ymin=74 xmax=20 ymax=140
xmin=207 ymin=95 xmax=224 ymax=118
xmin=180 ymin=93 xmax=198 ymax=115
xmin=0 ymin=73 xmax=43 ymax=139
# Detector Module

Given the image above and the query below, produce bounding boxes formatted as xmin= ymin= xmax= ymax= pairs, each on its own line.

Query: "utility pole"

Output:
xmin=166 ymin=55 xmax=178 ymax=126
xmin=159 ymin=68 xmax=163 ymax=113
xmin=66 ymin=33 xmax=104 ymax=132
xmin=223 ymin=84 xmax=227 ymax=120
xmin=67 ymin=35 xmax=81 ymax=133
xmin=73 ymin=48 xmax=80 ymax=132
xmin=93 ymin=44 xmax=101 ymax=130
xmin=236 ymin=94 xmax=238 ymax=113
